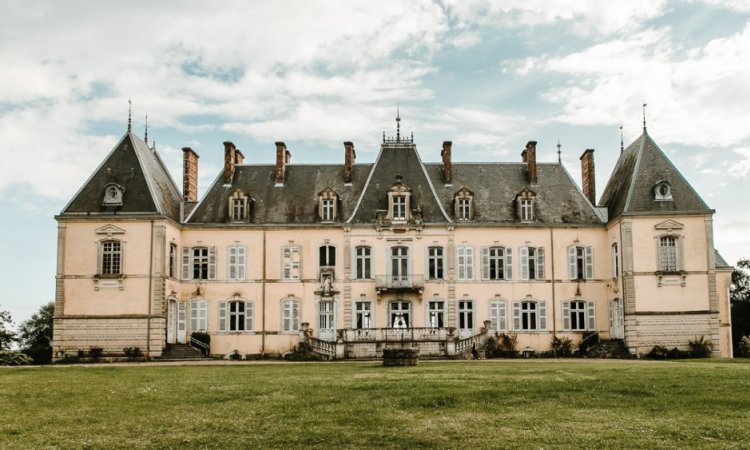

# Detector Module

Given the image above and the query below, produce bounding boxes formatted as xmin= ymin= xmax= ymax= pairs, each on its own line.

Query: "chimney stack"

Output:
xmin=580 ymin=149 xmax=596 ymax=205
xmin=344 ymin=141 xmax=356 ymax=183
xmin=441 ymin=141 xmax=453 ymax=184
xmin=235 ymin=149 xmax=245 ymax=165
xmin=521 ymin=149 xmax=528 ymax=163
xmin=526 ymin=141 xmax=537 ymax=184
xmin=275 ymin=142 xmax=290 ymax=185
xmin=182 ymin=147 xmax=199 ymax=202
xmin=223 ymin=141 xmax=236 ymax=185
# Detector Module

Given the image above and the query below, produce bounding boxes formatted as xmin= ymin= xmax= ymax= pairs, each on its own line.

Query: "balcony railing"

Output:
xmin=374 ymin=274 xmax=424 ymax=291
xmin=341 ymin=327 xmax=449 ymax=342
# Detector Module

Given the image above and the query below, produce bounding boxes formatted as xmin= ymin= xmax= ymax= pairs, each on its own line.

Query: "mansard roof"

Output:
xmin=425 ymin=163 xmax=603 ymax=225
xmin=60 ymin=132 xmax=181 ymax=220
xmin=599 ymin=131 xmax=712 ymax=219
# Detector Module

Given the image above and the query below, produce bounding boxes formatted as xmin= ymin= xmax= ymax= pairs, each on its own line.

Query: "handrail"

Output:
xmin=306 ymin=336 xmax=336 ymax=357
xmin=189 ymin=337 xmax=210 ymax=356
xmin=455 ymin=329 xmax=489 ymax=353
xmin=580 ymin=331 xmax=599 ymax=351
xmin=341 ymin=327 xmax=449 ymax=342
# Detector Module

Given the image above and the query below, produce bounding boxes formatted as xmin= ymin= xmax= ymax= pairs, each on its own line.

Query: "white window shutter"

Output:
xmin=537 ymin=248 xmax=545 ymax=279
xmin=512 ymin=302 xmax=521 ymax=331
xmin=190 ymin=301 xmax=198 ymax=332
xmin=504 ymin=247 xmax=513 ymax=280
xmin=238 ymin=246 xmax=246 ymax=280
xmin=466 ymin=247 xmax=474 ymax=280
xmin=587 ymin=301 xmax=596 ymax=331
xmin=283 ymin=302 xmax=291 ymax=332
xmin=568 ymin=246 xmax=576 ymax=279
xmin=562 ymin=301 xmax=570 ymax=331
xmin=182 ymin=246 xmax=191 ymax=280
xmin=208 ymin=246 xmax=217 ymax=280
xmin=246 ymin=301 xmax=253 ymax=332
xmin=498 ymin=301 xmax=507 ymax=331
xmin=585 ymin=246 xmax=594 ymax=280
xmin=520 ymin=247 xmax=529 ymax=280
xmin=539 ymin=301 xmax=547 ymax=331
xmin=228 ymin=246 xmax=236 ymax=280
xmin=200 ymin=300 xmax=207 ymax=332
xmin=292 ymin=301 xmax=300 ymax=332
xmin=218 ymin=301 xmax=227 ymax=332
xmin=481 ymin=247 xmax=489 ymax=280
xmin=490 ymin=302 xmax=499 ymax=331
xmin=457 ymin=247 xmax=465 ymax=279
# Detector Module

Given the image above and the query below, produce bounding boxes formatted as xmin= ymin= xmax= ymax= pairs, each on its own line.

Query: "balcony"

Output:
xmin=374 ymin=274 xmax=424 ymax=294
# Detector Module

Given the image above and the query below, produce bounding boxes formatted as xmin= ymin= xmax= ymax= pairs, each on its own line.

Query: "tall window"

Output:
xmin=100 ymin=240 xmax=122 ymax=275
xmin=232 ymin=198 xmax=246 ymax=221
xmin=169 ymin=243 xmax=177 ymax=278
xmin=427 ymin=246 xmax=444 ymax=280
xmin=520 ymin=199 xmax=533 ymax=221
xmin=521 ymin=247 xmax=545 ymax=280
xmin=282 ymin=245 xmax=301 ymax=280
xmin=228 ymin=245 xmax=246 ymax=280
xmin=282 ymin=299 xmax=300 ymax=332
xmin=490 ymin=300 xmax=507 ymax=332
xmin=457 ymin=245 xmax=474 ymax=280
xmin=390 ymin=246 xmax=409 ymax=283
xmin=483 ymin=246 xmax=511 ymax=280
xmin=458 ymin=300 xmax=474 ymax=334
xmin=568 ymin=245 xmax=593 ymax=280
xmin=427 ymin=300 xmax=444 ymax=327
xmin=355 ymin=301 xmax=373 ymax=329
xmin=219 ymin=299 xmax=253 ymax=332
xmin=563 ymin=300 xmax=595 ymax=331
xmin=458 ymin=198 xmax=471 ymax=221
xmin=611 ymin=243 xmax=619 ymax=277
xmin=321 ymin=199 xmax=334 ymax=222
xmin=389 ymin=301 xmax=411 ymax=328
xmin=513 ymin=300 xmax=547 ymax=331
xmin=192 ymin=247 xmax=209 ymax=280
xmin=392 ymin=195 xmax=406 ymax=220
xmin=319 ymin=245 xmax=336 ymax=268
xmin=190 ymin=299 xmax=207 ymax=332
xmin=659 ymin=236 xmax=678 ymax=272
xmin=355 ymin=246 xmax=372 ymax=279
xmin=182 ymin=246 xmax=216 ymax=280
xmin=521 ymin=301 xmax=536 ymax=330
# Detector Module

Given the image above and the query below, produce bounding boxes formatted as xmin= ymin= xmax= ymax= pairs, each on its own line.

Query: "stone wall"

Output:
xmin=53 ymin=317 xmax=166 ymax=359
xmin=626 ymin=313 xmax=717 ymax=355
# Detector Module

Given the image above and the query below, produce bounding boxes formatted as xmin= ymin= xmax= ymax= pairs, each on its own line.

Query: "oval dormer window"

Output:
xmin=103 ymin=183 xmax=124 ymax=206
xmin=654 ymin=181 xmax=672 ymax=201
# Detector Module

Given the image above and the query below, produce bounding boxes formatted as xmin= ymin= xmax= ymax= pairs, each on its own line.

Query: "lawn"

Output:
xmin=2 ymin=359 xmax=750 ymax=449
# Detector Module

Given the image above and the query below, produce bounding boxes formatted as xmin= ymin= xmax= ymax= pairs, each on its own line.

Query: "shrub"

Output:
xmin=739 ymin=336 xmax=750 ymax=357
xmin=551 ymin=336 xmax=574 ymax=357
xmin=647 ymin=345 xmax=691 ymax=359
xmin=501 ymin=333 xmax=518 ymax=353
xmin=88 ymin=347 xmax=104 ymax=360
xmin=123 ymin=347 xmax=143 ymax=359
xmin=688 ymin=335 xmax=713 ymax=358
xmin=0 ymin=350 xmax=32 ymax=366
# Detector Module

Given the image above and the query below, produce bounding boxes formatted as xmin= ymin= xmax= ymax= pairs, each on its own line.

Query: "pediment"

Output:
xmin=654 ymin=220 xmax=683 ymax=231
xmin=95 ymin=224 xmax=126 ymax=236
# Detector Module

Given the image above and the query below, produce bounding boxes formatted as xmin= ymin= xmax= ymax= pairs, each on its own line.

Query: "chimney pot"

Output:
xmin=526 ymin=141 xmax=537 ymax=184
xmin=223 ymin=141 xmax=236 ymax=185
xmin=235 ymin=149 xmax=245 ymax=165
xmin=441 ymin=141 xmax=452 ymax=184
xmin=182 ymin=147 xmax=199 ymax=202
xmin=580 ymin=149 xmax=596 ymax=205
xmin=344 ymin=141 xmax=356 ymax=183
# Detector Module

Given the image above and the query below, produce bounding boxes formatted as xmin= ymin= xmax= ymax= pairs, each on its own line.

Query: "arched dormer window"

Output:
xmin=228 ymin=189 xmax=249 ymax=222
xmin=654 ymin=180 xmax=672 ymax=201
xmin=515 ymin=188 xmax=536 ymax=222
xmin=454 ymin=187 xmax=474 ymax=221
xmin=318 ymin=188 xmax=339 ymax=222
xmin=103 ymin=183 xmax=124 ymax=206
xmin=387 ymin=176 xmax=411 ymax=222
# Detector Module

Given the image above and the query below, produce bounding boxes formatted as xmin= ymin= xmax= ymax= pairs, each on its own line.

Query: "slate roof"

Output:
xmin=599 ymin=131 xmax=712 ymax=219
xmin=60 ymin=132 xmax=182 ymax=221
xmin=425 ymin=162 xmax=604 ymax=225
xmin=715 ymin=250 xmax=732 ymax=269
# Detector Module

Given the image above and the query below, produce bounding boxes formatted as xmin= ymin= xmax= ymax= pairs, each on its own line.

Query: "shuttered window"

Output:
xmin=457 ymin=246 xmax=474 ymax=280
xmin=282 ymin=299 xmax=300 ymax=333
xmin=228 ymin=245 xmax=246 ymax=281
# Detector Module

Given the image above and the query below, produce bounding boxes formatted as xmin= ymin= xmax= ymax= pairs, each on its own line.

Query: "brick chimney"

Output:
xmin=275 ymin=142 xmax=290 ymax=185
xmin=526 ymin=141 xmax=537 ymax=184
xmin=182 ymin=147 xmax=199 ymax=202
xmin=235 ymin=149 xmax=245 ymax=165
xmin=223 ymin=141 xmax=236 ymax=185
xmin=344 ymin=141 xmax=356 ymax=183
xmin=580 ymin=149 xmax=596 ymax=205
xmin=521 ymin=149 xmax=528 ymax=163
xmin=441 ymin=141 xmax=452 ymax=184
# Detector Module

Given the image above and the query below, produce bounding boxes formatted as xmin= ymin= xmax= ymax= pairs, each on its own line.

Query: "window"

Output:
xmin=282 ymin=245 xmax=301 ymax=280
xmin=513 ymin=300 xmax=547 ymax=331
xmin=520 ymin=199 xmax=533 ymax=221
xmin=318 ymin=188 xmax=339 ymax=222
xmin=228 ymin=245 xmax=246 ymax=280
xmin=100 ymin=240 xmax=121 ymax=275
xmin=659 ymin=236 xmax=678 ymax=272
xmin=654 ymin=181 xmax=672 ymax=201
xmin=389 ymin=301 xmax=411 ymax=328
xmin=427 ymin=246 xmax=444 ymax=280
xmin=520 ymin=247 xmax=545 ymax=280
xmin=355 ymin=301 xmax=373 ymax=329
xmin=489 ymin=300 xmax=507 ymax=332
xmin=103 ymin=183 xmax=124 ymax=206
xmin=190 ymin=299 xmax=207 ymax=332
xmin=457 ymin=245 xmax=474 ymax=280
xmin=482 ymin=246 xmax=512 ymax=280
xmin=427 ymin=300 xmax=444 ymax=327
xmin=319 ymin=245 xmax=336 ymax=268
xmin=390 ymin=246 xmax=409 ymax=284
xmin=458 ymin=300 xmax=474 ymax=334
xmin=562 ymin=300 xmax=596 ymax=331
xmin=169 ymin=243 xmax=177 ymax=278
xmin=321 ymin=199 xmax=334 ymax=222
xmin=568 ymin=245 xmax=593 ymax=280
xmin=355 ymin=246 xmax=371 ymax=279
xmin=181 ymin=246 xmax=216 ymax=281
xmin=318 ymin=301 xmax=334 ymax=332
xmin=611 ymin=243 xmax=619 ymax=278
xmin=219 ymin=299 xmax=253 ymax=332
xmin=392 ymin=195 xmax=406 ymax=221
xmin=515 ymin=188 xmax=536 ymax=222
xmin=228 ymin=190 xmax=249 ymax=222
xmin=282 ymin=299 xmax=300 ymax=333
xmin=458 ymin=198 xmax=471 ymax=220
xmin=454 ymin=188 xmax=474 ymax=221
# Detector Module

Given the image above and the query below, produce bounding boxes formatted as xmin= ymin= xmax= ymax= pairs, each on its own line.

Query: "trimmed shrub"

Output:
xmin=123 ymin=347 xmax=143 ymax=360
xmin=688 ymin=335 xmax=713 ymax=358
xmin=739 ymin=336 xmax=750 ymax=357
xmin=88 ymin=347 xmax=104 ymax=360
xmin=0 ymin=350 xmax=33 ymax=366
xmin=551 ymin=336 xmax=574 ymax=357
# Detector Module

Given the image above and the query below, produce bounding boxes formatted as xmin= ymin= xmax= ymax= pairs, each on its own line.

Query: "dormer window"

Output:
xmin=654 ymin=181 xmax=672 ymax=201
xmin=520 ymin=199 xmax=532 ymax=221
xmin=387 ymin=176 xmax=411 ymax=222
xmin=454 ymin=188 xmax=474 ymax=221
xmin=228 ymin=190 xmax=249 ymax=222
xmin=318 ymin=188 xmax=339 ymax=222
xmin=103 ymin=183 xmax=124 ymax=206
xmin=515 ymin=188 xmax=536 ymax=222
xmin=393 ymin=195 xmax=406 ymax=220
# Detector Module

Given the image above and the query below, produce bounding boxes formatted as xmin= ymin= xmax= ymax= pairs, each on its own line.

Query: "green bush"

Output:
xmin=88 ymin=347 xmax=104 ymax=360
xmin=0 ymin=350 xmax=32 ymax=366
xmin=484 ymin=333 xmax=520 ymax=358
xmin=123 ymin=347 xmax=143 ymax=359
xmin=551 ymin=336 xmax=574 ymax=357
xmin=688 ymin=335 xmax=713 ymax=358
xmin=739 ymin=336 xmax=750 ymax=357
xmin=647 ymin=345 xmax=691 ymax=360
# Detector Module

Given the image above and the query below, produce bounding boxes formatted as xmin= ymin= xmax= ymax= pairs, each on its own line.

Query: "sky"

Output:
xmin=1 ymin=0 xmax=749 ymax=326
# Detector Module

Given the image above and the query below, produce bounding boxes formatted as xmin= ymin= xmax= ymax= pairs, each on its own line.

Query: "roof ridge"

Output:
xmin=346 ymin=144 xmax=385 ymax=223
xmin=129 ymin=132 xmax=164 ymax=214
xmin=622 ymin=133 xmax=647 ymax=213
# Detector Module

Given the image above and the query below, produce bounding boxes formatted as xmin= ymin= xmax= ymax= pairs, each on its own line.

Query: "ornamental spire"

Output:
xmin=127 ymin=99 xmax=132 ymax=133
xmin=396 ymin=104 xmax=401 ymax=142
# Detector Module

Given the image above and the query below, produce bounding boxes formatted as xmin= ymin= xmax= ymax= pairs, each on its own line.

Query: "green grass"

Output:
xmin=2 ymin=359 xmax=750 ymax=449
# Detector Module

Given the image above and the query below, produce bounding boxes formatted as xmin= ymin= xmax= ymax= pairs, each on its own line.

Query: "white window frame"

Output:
xmin=456 ymin=245 xmax=474 ymax=281
xmin=232 ymin=198 xmax=245 ymax=221
xmin=482 ymin=246 xmax=512 ymax=280
xmin=227 ymin=244 xmax=246 ymax=281
xmin=427 ymin=246 xmax=444 ymax=280
xmin=426 ymin=300 xmax=445 ymax=328
xmin=219 ymin=299 xmax=253 ymax=333
xmin=319 ymin=245 xmax=336 ymax=268
xmin=355 ymin=300 xmax=373 ymax=329
xmin=321 ymin=198 xmax=335 ymax=222
xmin=658 ymin=235 xmax=679 ymax=272
xmin=354 ymin=246 xmax=372 ymax=280
xmin=392 ymin=195 xmax=406 ymax=221
xmin=562 ymin=300 xmax=596 ymax=331
xmin=568 ymin=245 xmax=593 ymax=280
xmin=489 ymin=299 xmax=507 ymax=332
xmin=190 ymin=299 xmax=208 ymax=333
xmin=458 ymin=300 xmax=474 ymax=335
xmin=520 ymin=246 xmax=545 ymax=280
xmin=513 ymin=300 xmax=547 ymax=331
xmin=611 ymin=243 xmax=619 ymax=278
xmin=169 ymin=243 xmax=177 ymax=279
xmin=388 ymin=300 xmax=411 ymax=328
xmin=185 ymin=246 xmax=216 ymax=281
xmin=99 ymin=239 xmax=122 ymax=275
xmin=458 ymin=197 xmax=471 ymax=221
xmin=281 ymin=298 xmax=301 ymax=333
xmin=282 ymin=245 xmax=301 ymax=281
xmin=520 ymin=199 xmax=533 ymax=221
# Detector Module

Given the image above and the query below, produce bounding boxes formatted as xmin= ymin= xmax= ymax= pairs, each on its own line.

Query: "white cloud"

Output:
xmin=728 ymin=147 xmax=750 ymax=178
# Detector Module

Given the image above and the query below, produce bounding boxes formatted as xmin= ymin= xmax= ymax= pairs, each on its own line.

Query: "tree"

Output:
xmin=18 ymin=302 xmax=54 ymax=364
xmin=731 ymin=258 xmax=750 ymax=356
xmin=0 ymin=305 xmax=16 ymax=350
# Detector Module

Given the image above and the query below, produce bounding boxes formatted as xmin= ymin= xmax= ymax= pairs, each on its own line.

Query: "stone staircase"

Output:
xmin=585 ymin=339 xmax=632 ymax=359
xmin=161 ymin=343 xmax=206 ymax=360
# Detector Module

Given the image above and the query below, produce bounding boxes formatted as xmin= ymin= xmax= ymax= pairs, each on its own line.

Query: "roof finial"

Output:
xmin=642 ymin=100 xmax=647 ymax=133
xmin=619 ymin=122 xmax=624 ymax=153
xmin=144 ymin=113 xmax=149 ymax=144
xmin=557 ymin=139 xmax=562 ymax=164
xmin=127 ymin=99 xmax=132 ymax=133
xmin=396 ymin=103 xmax=401 ymax=142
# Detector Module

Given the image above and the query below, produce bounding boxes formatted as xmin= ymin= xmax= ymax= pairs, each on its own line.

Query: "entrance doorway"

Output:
xmin=610 ymin=298 xmax=624 ymax=339
xmin=318 ymin=300 xmax=335 ymax=341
